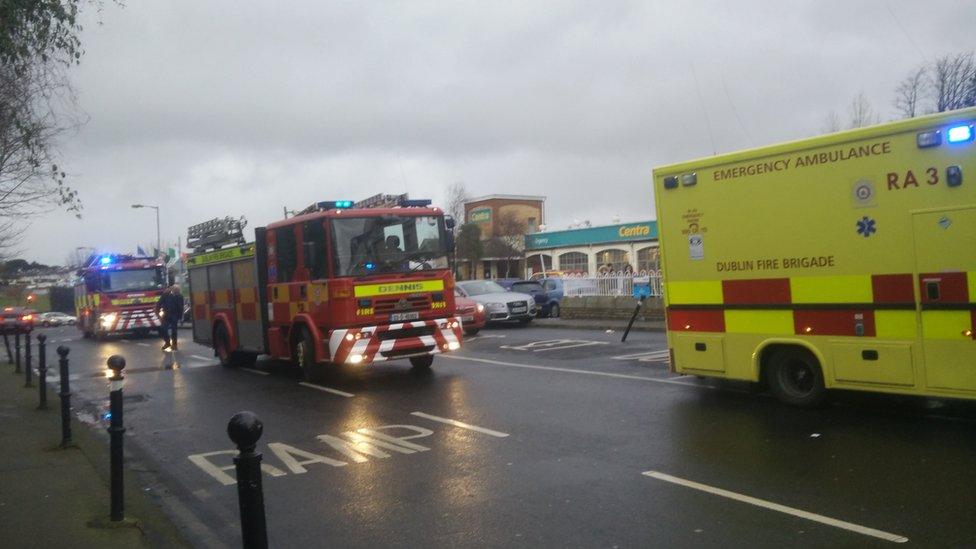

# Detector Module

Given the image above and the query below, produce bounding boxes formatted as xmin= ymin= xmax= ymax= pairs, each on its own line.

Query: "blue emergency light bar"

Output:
xmin=316 ymin=200 xmax=354 ymax=210
xmin=100 ymin=256 xmax=112 ymax=265
xmin=398 ymin=198 xmax=432 ymax=207
xmin=947 ymin=124 xmax=974 ymax=144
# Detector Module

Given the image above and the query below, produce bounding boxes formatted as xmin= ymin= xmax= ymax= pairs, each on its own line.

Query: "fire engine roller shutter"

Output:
xmin=189 ymin=267 xmax=211 ymax=344
xmin=232 ymin=259 xmax=263 ymax=353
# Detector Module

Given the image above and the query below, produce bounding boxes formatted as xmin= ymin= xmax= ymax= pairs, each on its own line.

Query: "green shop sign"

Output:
xmin=524 ymin=221 xmax=657 ymax=250
xmin=468 ymin=208 xmax=492 ymax=223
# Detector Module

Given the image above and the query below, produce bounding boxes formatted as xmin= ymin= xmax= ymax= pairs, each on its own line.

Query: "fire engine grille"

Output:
xmin=374 ymin=294 xmax=431 ymax=314
xmin=378 ymin=325 xmax=435 ymax=341
xmin=380 ymin=345 xmax=435 ymax=359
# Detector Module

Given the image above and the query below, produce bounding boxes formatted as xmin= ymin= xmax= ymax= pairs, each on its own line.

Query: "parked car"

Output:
xmin=454 ymin=290 xmax=486 ymax=335
xmin=510 ymin=279 xmax=563 ymax=318
xmin=0 ymin=306 xmax=36 ymax=334
xmin=455 ymin=280 xmax=536 ymax=325
xmin=38 ymin=312 xmax=77 ymax=327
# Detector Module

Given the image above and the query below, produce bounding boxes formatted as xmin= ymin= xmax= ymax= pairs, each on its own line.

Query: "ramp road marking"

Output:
xmin=411 ymin=411 xmax=509 ymax=438
xmin=642 ymin=471 xmax=908 ymax=544
xmin=299 ymin=381 xmax=354 ymax=398
xmin=188 ymin=450 xmax=287 ymax=486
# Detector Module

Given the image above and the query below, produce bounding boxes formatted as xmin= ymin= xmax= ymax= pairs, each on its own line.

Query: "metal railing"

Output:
xmin=561 ymin=272 xmax=663 ymax=297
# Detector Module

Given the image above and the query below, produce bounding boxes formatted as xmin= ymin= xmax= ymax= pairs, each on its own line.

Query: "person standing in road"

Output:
xmin=155 ymin=284 xmax=184 ymax=351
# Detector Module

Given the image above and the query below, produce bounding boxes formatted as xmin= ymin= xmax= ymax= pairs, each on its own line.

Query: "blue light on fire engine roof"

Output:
xmin=365 ymin=262 xmax=376 ymax=270
xmin=100 ymin=256 xmax=112 ymax=265
xmin=946 ymin=124 xmax=974 ymax=143
xmin=334 ymin=200 xmax=354 ymax=208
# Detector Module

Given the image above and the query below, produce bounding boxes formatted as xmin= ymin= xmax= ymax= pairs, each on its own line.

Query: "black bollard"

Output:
xmin=228 ymin=411 xmax=268 ymax=549
xmin=14 ymin=332 xmax=21 ymax=374
xmin=37 ymin=334 xmax=47 ymax=409
xmin=57 ymin=346 xmax=72 ymax=448
xmin=3 ymin=333 xmax=11 ymax=364
xmin=107 ymin=355 xmax=126 ymax=522
xmin=24 ymin=329 xmax=32 ymax=387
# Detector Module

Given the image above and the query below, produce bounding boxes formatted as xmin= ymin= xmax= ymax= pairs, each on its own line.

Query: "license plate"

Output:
xmin=390 ymin=312 xmax=420 ymax=322
xmin=461 ymin=315 xmax=474 ymax=322
xmin=511 ymin=306 xmax=527 ymax=313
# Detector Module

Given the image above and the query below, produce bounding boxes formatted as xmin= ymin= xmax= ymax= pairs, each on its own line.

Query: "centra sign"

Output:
xmin=468 ymin=208 xmax=492 ymax=223
xmin=619 ymin=224 xmax=651 ymax=238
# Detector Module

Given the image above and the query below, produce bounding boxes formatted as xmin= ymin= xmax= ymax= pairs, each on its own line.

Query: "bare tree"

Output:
xmin=444 ymin=181 xmax=468 ymax=225
xmin=847 ymin=92 xmax=880 ymax=128
xmin=491 ymin=210 xmax=526 ymax=278
xmin=894 ymin=66 xmax=927 ymax=118
xmin=821 ymin=110 xmax=841 ymax=133
xmin=929 ymin=51 xmax=976 ymax=112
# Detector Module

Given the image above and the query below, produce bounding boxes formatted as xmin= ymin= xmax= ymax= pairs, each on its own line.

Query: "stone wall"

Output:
xmin=560 ymin=296 xmax=664 ymax=321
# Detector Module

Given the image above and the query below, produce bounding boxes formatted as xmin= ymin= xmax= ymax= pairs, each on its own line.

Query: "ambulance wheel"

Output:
xmin=767 ymin=347 xmax=826 ymax=408
xmin=293 ymin=327 xmax=318 ymax=381
xmin=410 ymin=355 xmax=434 ymax=370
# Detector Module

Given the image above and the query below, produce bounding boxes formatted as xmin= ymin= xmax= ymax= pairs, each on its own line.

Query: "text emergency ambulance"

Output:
xmin=653 ymin=107 xmax=975 ymax=406
xmin=74 ymin=254 xmax=166 ymax=338
xmin=185 ymin=197 xmax=463 ymax=378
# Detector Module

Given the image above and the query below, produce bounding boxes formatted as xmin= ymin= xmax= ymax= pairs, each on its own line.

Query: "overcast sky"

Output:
xmin=20 ymin=0 xmax=975 ymax=264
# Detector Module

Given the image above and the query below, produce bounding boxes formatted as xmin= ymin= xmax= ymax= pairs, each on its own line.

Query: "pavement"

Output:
xmin=0 ymin=338 xmax=189 ymax=549
xmin=6 ymin=324 xmax=976 ymax=547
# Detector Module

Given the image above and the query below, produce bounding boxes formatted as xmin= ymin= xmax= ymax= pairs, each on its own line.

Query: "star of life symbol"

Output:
xmin=856 ymin=216 xmax=876 ymax=237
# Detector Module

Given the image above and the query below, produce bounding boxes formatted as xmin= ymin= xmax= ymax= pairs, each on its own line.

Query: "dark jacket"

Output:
xmin=156 ymin=291 xmax=184 ymax=321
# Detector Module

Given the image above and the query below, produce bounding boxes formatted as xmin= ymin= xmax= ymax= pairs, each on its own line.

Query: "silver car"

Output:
xmin=455 ymin=280 xmax=536 ymax=324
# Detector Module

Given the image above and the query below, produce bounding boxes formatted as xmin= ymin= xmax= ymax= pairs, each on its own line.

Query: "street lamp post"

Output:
xmin=131 ymin=204 xmax=160 ymax=257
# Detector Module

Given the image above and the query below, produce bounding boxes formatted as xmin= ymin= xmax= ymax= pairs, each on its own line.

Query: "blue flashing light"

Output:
xmin=335 ymin=200 xmax=354 ymax=208
xmin=365 ymin=262 xmax=376 ymax=270
xmin=947 ymin=124 xmax=974 ymax=144
xmin=100 ymin=256 xmax=112 ymax=265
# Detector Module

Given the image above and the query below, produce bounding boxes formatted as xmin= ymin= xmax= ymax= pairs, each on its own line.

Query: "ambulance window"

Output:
xmin=303 ymin=220 xmax=328 ymax=280
xmin=276 ymin=226 xmax=297 ymax=283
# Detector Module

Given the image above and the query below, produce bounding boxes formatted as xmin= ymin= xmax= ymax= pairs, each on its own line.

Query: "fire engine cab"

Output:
xmin=74 ymin=254 xmax=166 ymax=338
xmin=186 ymin=195 xmax=463 ymax=378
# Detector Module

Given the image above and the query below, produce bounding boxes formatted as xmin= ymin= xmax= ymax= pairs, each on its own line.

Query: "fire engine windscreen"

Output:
xmin=332 ymin=215 xmax=449 ymax=276
xmin=98 ymin=268 xmax=165 ymax=292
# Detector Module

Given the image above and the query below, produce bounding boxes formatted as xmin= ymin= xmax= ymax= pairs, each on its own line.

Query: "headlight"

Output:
xmin=476 ymin=303 xmax=485 ymax=313
xmin=100 ymin=313 xmax=118 ymax=327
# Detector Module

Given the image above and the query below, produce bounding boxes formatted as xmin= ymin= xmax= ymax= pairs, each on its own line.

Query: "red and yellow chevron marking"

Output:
xmin=328 ymin=318 xmax=463 ymax=365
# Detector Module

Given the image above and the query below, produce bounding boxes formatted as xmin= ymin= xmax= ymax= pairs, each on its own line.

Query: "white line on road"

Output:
xmin=191 ymin=354 xmax=211 ymax=361
xmin=298 ymin=381 xmax=354 ymax=398
xmin=642 ymin=471 xmax=909 ymax=544
xmin=240 ymin=367 xmax=269 ymax=376
xmin=441 ymin=354 xmax=707 ymax=388
xmin=136 ymin=342 xmax=151 ymax=347
xmin=186 ymin=362 xmax=214 ymax=369
xmin=530 ymin=341 xmax=608 ymax=352
xmin=477 ymin=334 xmax=507 ymax=339
xmin=410 ymin=411 xmax=509 ymax=438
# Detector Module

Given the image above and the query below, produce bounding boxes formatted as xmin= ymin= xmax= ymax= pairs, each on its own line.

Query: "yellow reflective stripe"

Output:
xmin=110 ymin=297 xmax=158 ymax=306
xmin=668 ymin=280 xmax=722 ymax=305
xmin=969 ymin=271 xmax=976 ymax=303
xmin=875 ymin=310 xmax=918 ymax=339
xmin=921 ymin=310 xmax=972 ymax=340
xmin=724 ymin=310 xmax=793 ymax=335
xmin=186 ymin=243 xmax=255 ymax=267
xmin=790 ymin=275 xmax=872 ymax=304
xmin=354 ymin=279 xmax=444 ymax=297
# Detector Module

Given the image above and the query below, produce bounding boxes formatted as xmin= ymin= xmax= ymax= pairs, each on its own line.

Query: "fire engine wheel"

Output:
xmin=463 ymin=328 xmax=480 ymax=336
xmin=549 ymin=303 xmax=560 ymax=318
xmin=293 ymin=327 xmax=318 ymax=381
xmin=766 ymin=347 xmax=826 ymax=408
xmin=214 ymin=324 xmax=257 ymax=368
xmin=409 ymin=355 xmax=434 ymax=370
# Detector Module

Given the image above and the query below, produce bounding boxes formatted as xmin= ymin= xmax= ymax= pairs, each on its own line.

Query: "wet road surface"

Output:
xmin=28 ymin=322 xmax=976 ymax=547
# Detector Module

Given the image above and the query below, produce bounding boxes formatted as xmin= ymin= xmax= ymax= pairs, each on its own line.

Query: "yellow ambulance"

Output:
xmin=653 ymin=107 xmax=975 ymax=406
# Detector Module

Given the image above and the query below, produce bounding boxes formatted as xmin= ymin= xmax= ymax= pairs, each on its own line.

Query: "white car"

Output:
xmin=455 ymin=280 xmax=537 ymax=325
xmin=39 ymin=312 xmax=77 ymax=327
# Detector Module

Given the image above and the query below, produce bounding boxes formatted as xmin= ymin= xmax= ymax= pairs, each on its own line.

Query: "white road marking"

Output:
xmin=191 ymin=354 xmax=211 ymax=361
xmin=441 ymin=354 xmax=708 ymax=388
xmin=186 ymin=362 xmax=214 ymax=369
xmin=642 ymin=471 xmax=909 ymax=544
xmin=501 ymin=339 xmax=608 ymax=353
xmin=612 ymin=350 xmax=670 ymax=362
xmin=240 ymin=367 xmax=269 ymax=376
xmin=136 ymin=342 xmax=151 ymax=347
xmin=410 ymin=411 xmax=509 ymax=438
xmin=477 ymin=334 xmax=507 ymax=339
xmin=298 ymin=381 xmax=354 ymax=398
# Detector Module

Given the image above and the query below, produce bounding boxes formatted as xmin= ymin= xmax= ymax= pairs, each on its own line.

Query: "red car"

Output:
xmin=454 ymin=291 xmax=486 ymax=336
xmin=0 ymin=306 xmax=36 ymax=334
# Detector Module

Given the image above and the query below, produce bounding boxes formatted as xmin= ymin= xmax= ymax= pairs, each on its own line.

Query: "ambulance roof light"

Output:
xmin=916 ymin=130 xmax=941 ymax=148
xmin=947 ymin=124 xmax=974 ymax=144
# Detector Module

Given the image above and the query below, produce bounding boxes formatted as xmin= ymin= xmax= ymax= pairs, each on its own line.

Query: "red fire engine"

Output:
xmin=74 ymin=254 xmax=167 ymax=338
xmin=185 ymin=196 xmax=463 ymax=378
